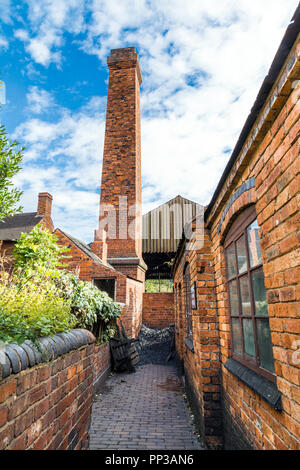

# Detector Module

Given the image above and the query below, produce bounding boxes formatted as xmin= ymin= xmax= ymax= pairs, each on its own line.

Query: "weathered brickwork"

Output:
xmin=92 ymin=343 xmax=111 ymax=390
xmin=96 ymin=47 xmax=143 ymax=261
xmin=174 ymin=27 xmax=300 ymax=449
xmin=0 ymin=342 xmax=95 ymax=450
xmin=142 ymin=293 xmax=174 ymax=329
xmin=92 ymin=47 xmax=146 ymax=336
xmin=37 ymin=192 xmax=54 ymax=233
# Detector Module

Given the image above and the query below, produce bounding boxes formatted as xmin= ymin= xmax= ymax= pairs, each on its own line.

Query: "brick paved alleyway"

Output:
xmin=89 ymin=364 xmax=203 ymax=450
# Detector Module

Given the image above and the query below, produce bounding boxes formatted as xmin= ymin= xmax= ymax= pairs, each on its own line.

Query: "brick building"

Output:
xmin=0 ymin=8 xmax=299 ymax=450
xmin=173 ymin=9 xmax=300 ymax=449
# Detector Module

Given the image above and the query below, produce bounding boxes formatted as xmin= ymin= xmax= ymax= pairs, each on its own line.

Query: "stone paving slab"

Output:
xmin=90 ymin=364 xmax=202 ymax=450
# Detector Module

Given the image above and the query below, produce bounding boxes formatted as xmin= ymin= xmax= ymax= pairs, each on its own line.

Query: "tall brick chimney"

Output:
xmin=94 ymin=47 xmax=146 ymax=281
xmin=37 ymin=192 xmax=54 ymax=232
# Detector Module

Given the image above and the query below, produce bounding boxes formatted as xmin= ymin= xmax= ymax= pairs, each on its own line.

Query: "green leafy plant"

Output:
xmin=0 ymin=125 xmax=23 ymax=221
xmin=10 ymin=226 xmax=121 ymax=343
xmin=53 ymin=271 xmax=121 ymax=342
xmin=0 ymin=225 xmax=121 ymax=345
xmin=145 ymin=279 xmax=173 ymax=293
xmin=0 ymin=273 xmax=73 ymax=345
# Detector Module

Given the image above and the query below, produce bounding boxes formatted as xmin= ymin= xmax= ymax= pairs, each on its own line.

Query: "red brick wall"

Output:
xmin=207 ymin=39 xmax=300 ymax=450
xmin=174 ymin=34 xmax=300 ymax=449
xmin=123 ymin=277 xmax=144 ymax=337
xmin=174 ymin=228 xmax=222 ymax=449
xmin=97 ymin=47 xmax=143 ymax=260
xmin=143 ymin=293 xmax=174 ymax=329
xmin=0 ymin=343 xmax=94 ymax=450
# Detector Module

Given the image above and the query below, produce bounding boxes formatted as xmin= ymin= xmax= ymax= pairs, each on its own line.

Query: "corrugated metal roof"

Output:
xmin=142 ymin=195 xmax=202 ymax=254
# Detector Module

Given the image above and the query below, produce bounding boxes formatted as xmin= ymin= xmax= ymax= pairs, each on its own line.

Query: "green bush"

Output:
xmin=13 ymin=224 xmax=69 ymax=278
xmin=53 ymin=271 xmax=121 ymax=343
xmin=0 ymin=124 xmax=23 ymax=221
xmin=145 ymin=279 xmax=173 ymax=293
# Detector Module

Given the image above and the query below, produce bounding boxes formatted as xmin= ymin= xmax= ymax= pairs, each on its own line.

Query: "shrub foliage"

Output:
xmin=0 ymin=125 xmax=23 ymax=221
xmin=0 ymin=225 xmax=121 ymax=345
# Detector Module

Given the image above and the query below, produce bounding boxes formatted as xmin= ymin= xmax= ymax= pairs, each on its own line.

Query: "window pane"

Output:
xmin=247 ymin=219 xmax=262 ymax=267
xmin=232 ymin=318 xmax=242 ymax=355
xmin=226 ymin=243 xmax=236 ymax=278
xmin=257 ymin=318 xmax=275 ymax=373
xmin=239 ymin=276 xmax=251 ymax=316
xmin=252 ymin=268 xmax=268 ymax=316
xmin=228 ymin=280 xmax=239 ymax=315
xmin=242 ymin=319 xmax=255 ymax=357
xmin=236 ymin=236 xmax=247 ymax=274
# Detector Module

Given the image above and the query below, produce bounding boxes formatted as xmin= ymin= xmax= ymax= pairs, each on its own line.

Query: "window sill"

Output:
xmin=224 ymin=358 xmax=282 ymax=410
xmin=184 ymin=337 xmax=194 ymax=353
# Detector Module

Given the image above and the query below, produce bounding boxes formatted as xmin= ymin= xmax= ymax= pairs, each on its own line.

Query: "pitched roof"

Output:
xmin=55 ymin=228 xmax=117 ymax=272
xmin=0 ymin=212 xmax=43 ymax=241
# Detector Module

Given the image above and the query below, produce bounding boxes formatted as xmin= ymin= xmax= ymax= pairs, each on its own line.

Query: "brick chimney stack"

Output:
xmin=95 ymin=47 xmax=146 ymax=281
xmin=37 ymin=192 xmax=52 ymax=217
xmin=37 ymin=192 xmax=54 ymax=232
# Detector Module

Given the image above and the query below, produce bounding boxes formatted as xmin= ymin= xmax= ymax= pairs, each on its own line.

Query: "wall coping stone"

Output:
xmin=0 ymin=328 xmax=95 ymax=380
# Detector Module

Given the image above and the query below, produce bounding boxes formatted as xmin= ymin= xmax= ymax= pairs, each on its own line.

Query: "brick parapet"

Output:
xmin=0 ymin=329 xmax=99 ymax=450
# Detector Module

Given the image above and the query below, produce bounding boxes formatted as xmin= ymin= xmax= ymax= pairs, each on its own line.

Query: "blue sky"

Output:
xmin=0 ymin=0 xmax=298 ymax=242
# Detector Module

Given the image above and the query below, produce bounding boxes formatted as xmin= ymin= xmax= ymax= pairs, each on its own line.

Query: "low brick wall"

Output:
xmin=142 ymin=292 xmax=174 ymax=328
xmin=0 ymin=329 xmax=108 ymax=450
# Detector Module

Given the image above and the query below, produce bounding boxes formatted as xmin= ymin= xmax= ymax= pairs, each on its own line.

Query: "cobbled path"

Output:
xmin=89 ymin=364 xmax=202 ymax=450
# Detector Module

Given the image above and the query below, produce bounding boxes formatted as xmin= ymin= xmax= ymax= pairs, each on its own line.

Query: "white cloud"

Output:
xmin=14 ymin=0 xmax=86 ymax=66
xmin=9 ymin=0 xmax=300 ymax=241
xmin=0 ymin=37 xmax=8 ymax=49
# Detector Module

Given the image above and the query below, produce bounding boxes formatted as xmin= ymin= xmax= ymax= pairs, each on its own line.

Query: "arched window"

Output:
xmin=224 ymin=206 xmax=275 ymax=380
xmin=183 ymin=263 xmax=193 ymax=341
